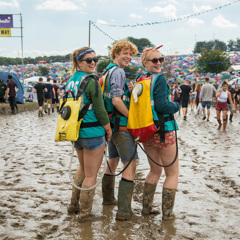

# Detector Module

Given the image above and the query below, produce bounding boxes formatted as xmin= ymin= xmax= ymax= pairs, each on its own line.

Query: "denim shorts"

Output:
xmin=108 ymin=130 xmax=138 ymax=163
xmin=201 ymin=101 xmax=212 ymax=109
xmin=74 ymin=136 xmax=106 ymax=151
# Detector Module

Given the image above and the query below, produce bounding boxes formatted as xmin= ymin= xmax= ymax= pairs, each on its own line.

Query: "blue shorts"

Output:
xmin=74 ymin=136 xmax=106 ymax=151
xmin=108 ymin=130 xmax=138 ymax=163
xmin=201 ymin=101 xmax=212 ymax=109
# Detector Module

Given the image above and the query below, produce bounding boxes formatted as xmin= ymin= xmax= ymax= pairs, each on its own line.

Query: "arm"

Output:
xmin=153 ymin=75 xmax=180 ymax=114
xmin=215 ymin=89 xmax=222 ymax=98
xmin=4 ymin=88 xmax=9 ymax=99
xmin=112 ymin=96 xmax=129 ymax=117
xmin=228 ymin=92 xmax=234 ymax=109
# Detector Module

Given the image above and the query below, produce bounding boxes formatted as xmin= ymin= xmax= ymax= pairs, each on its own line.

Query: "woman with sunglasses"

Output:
xmin=137 ymin=46 xmax=179 ymax=220
xmin=66 ymin=47 xmax=112 ymax=221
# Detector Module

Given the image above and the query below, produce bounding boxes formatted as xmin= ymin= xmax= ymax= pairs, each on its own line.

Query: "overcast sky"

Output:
xmin=0 ymin=0 xmax=239 ymax=58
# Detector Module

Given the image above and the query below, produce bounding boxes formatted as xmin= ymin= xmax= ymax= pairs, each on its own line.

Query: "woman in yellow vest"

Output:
xmin=139 ymin=47 xmax=180 ymax=220
xmin=66 ymin=47 xmax=112 ymax=221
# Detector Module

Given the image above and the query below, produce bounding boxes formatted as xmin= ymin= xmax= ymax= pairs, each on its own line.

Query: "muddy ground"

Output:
xmin=0 ymin=107 xmax=240 ymax=240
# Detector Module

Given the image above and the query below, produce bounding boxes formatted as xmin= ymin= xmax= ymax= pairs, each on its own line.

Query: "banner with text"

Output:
xmin=0 ymin=15 xmax=13 ymax=28
xmin=0 ymin=28 xmax=11 ymax=37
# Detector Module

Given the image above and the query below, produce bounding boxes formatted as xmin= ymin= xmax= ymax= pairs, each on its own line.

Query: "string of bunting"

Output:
xmin=91 ymin=22 xmax=116 ymax=42
xmin=91 ymin=0 xmax=240 ymax=28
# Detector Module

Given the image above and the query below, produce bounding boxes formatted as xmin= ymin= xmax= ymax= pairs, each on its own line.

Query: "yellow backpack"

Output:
xmin=127 ymin=74 xmax=157 ymax=143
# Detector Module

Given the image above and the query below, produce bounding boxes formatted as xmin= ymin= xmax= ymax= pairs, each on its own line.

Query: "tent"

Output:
xmin=0 ymin=72 xmax=24 ymax=104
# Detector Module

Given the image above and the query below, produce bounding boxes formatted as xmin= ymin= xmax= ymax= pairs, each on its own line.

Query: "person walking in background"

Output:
xmin=199 ymin=77 xmax=216 ymax=121
xmin=180 ymin=79 xmax=191 ymax=120
xmin=190 ymin=84 xmax=196 ymax=111
xmin=173 ymin=83 xmax=181 ymax=115
xmin=34 ymin=77 xmax=47 ymax=117
xmin=44 ymin=77 xmax=55 ymax=115
xmin=215 ymin=80 xmax=234 ymax=132
xmin=0 ymin=79 xmax=7 ymax=114
xmin=5 ymin=75 xmax=18 ymax=114
xmin=227 ymin=84 xmax=235 ymax=123
xmin=52 ymin=80 xmax=60 ymax=112
xmin=233 ymin=84 xmax=240 ymax=112
xmin=194 ymin=83 xmax=202 ymax=109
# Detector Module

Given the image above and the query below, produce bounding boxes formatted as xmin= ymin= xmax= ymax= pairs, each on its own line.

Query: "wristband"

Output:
xmin=106 ymin=127 xmax=111 ymax=132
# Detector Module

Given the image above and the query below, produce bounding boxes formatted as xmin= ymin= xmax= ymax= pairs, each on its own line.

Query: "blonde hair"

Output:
xmin=110 ymin=39 xmax=138 ymax=60
xmin=141 ymin=48 xmax=161 ymax=67
xmin=195 ymin=83 xmax=202 ymax=91
xmin=71 ymin=47 xmax=92 ymax=75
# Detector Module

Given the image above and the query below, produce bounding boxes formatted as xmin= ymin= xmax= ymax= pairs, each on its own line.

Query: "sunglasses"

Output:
xmin=147 ymin=57 xmax=164 ymax=64
xmin=81 ymin=57 xmax=99 ymax=64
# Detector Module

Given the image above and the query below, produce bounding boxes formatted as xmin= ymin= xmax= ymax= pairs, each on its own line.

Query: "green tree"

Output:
xmin=227 ymin=39 xmax=235 ymax=51
xmin=124 ymin=66 xmax=138 ymax=80
xmin=96 ymin=59 xmax=112 ymax=73
xmin=38 ymin=65 xmax=49 ymax=76
xmin=194 ymin=40 xmax=227 ymax=53
xmin=197 ymin=49 xmax=230 ymax=74
xmin=127 ymin=37 xmax=154 ymax=53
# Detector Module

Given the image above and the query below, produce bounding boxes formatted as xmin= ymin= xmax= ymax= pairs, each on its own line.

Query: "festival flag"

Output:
xmin=0 ymin=15 xmax=13 ymax=28
xmin=0 ymin=28 xmax=11 ymax=37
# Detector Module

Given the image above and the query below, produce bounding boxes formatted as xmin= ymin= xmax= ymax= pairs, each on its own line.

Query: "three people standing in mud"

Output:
xmin=66 ymin=40 xmax=179 ymax=222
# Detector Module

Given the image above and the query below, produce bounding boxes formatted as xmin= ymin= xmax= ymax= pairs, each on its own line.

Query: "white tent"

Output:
xmin=228 ymin=65 xmax=240 ymax=72
xmin=24 ymin=76 xmax=51 ymax=86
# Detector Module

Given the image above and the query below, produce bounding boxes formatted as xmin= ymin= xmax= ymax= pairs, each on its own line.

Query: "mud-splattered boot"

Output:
xmin=116 ymin=180 xmax=134 ymax=221
xmin=223 ymin=118 xmax=227 ymax=132
xmin=38 ymin=110 xmax=41 ymax=117
xmin=78 ymin=185 xmax=95 ymax=222
xmin=52 ymin=107 xmax=54 ymax=113
xmin=162 ymin=188 xmax=176 ymax=220
xmin=67 ymin=174 xmax=85 ymax=214
xmin=142 ymin=182 xmax=159 ymax=216
xmin=40 ymin=111 xmax=43 ymax=117
xmin=217 ymin=119 xmax=222 ymax=130
xmin=56 ymin=106 xmax=59 ymax=113
xmin=47 ymin=108 xmax=50 ymax=115
xmin=229 ymin=114 xmax=233 ymax=122
xmin=102 ymin=174 xmax=117 ymax=205
xmin=44 ymin=104 xmax=47 ymax=113
xmin=2 ymin=107 xmax=5 ymax=114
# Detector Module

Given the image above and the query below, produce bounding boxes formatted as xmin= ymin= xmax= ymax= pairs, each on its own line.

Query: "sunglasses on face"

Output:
xmin=147 ymin=57 xmax=164 ymax=64
xmin=81 ymin=57 xmax=99 ymax=64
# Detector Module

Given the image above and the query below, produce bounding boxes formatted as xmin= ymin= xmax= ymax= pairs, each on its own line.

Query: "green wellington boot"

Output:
xmin=162 ymin=188 xmax=176 ymax=220
xmin=116 ymin=180 xmax=134 ymax=221
xmin=102 ymin=174 xmax=117 ymax=205
xmin=142 ymin=182 xmax=159 ymax=216
xmin=67 ymin=174 xmax=85 ymax=214
xmin=78 ymin=185 xmax=95 ymax=221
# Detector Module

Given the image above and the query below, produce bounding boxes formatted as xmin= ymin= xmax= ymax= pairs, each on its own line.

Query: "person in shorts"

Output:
xmin=5 ymin=75 xmax=18 ymax=114
xmin=44 ymin=77 xmax=55 ymax=115
xmin=215 ymin=80 xmax=234 ymax=132
xmin=34 ymin=77 xmax=47 ymax=117
xmin=52 ymin=80 xmax=60 ymax=112
xmin=102 ymin=39 xmax=139 ymax=221
xmin=180 ymin=79 xmax=192 ymax=120
xmin=200 ymin=77 xmax=216 ymax=121
xmin=227 ymin=84 xmax=235 ymax=122
xmin=0 ymin=79 xmax=7 ymax=114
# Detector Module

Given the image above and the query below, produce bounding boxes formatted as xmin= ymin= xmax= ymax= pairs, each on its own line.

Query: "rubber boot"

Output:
xmin=102 ymin=174 xmax=117 ymax=205
xmin=223 ymin=119 xmax=227 ymax=132
xmin=56 ymin=106 xmax=59 ymax=113
xmin=116 ymin=180 xmax=134 ymax=221
xmin=67 ymin=174 xmax=85 ymax=214
xmin=44 ymin=104 xmax=47 ymax=113
xmin=78 ymin=185 xmax=95 ymax=221
xmin=217 ymin=119 xmax=222 ymax=130
xmin=47 ymin=108 xmax=50 ymax=115
xmin=142 ymin=182 xmax=159 ymax=216
xmin=52 ymin=107 xmax=54 ymax=113
xmin=15 ymin=105 xmax=18 ymax=113
xmin=38 ymin=110 xmax=41 ymax=117
xmin=11 ymin=108 xmax=15 ymax=114
xmin=2 ymin=107 xmax=5 ymax=114
xmin=40 ymin=111 xmax=43 ymax=117
xmin=229 ymin=114 xmax=233 ymax=122
xmin=162 ymin=188 xmax=176 ymax=220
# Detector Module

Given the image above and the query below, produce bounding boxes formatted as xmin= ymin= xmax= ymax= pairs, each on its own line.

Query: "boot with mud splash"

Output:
xmin=47 ymin=108 xmax=50 ymax=115
xmin=67 ymin=174 xmax=85 ymax=214
xmin=44 ymin=104 xmax=47 ymax=113
xmin=142 ymin=182 xmax=159 ymax=216
xmin=217 ymin=119 xmax=222 ymax=130
xmin=116 ymin=180 xmax=134 ymax=221
xmin=78 ymin=185 xmax=95 ymax=222
xmin=2 ymin=107 xmax=5 ymax=114
xmin=222 ymin=118 xmax=227 ymax=132
xmin=162 ymin=188 xmax=176 ymax=220
xmin=102 ymin=174 xmax=117 ymax=205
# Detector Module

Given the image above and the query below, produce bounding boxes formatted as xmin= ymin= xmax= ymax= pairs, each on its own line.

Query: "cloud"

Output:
xmin=193 ymin=4 xmax=212 ymax=13
xmin=96 ymin=19 xmax=107 ymax=25
xmin=0 ymin=0 xmax=20 ymax=8
xmin=130 ymin=13 xmax=142 ymax=19
xmin=146 ymin=5 xmax=177 ymax=19
xmin=36 ymin=0 xmax=86 ymax=11
xmin=212 ymin=15 xmax=237 ymax=28
xmin=188 ymin=18 xmax=204 ymax=26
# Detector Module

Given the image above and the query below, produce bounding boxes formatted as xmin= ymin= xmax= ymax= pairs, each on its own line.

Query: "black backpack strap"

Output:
xmin=157 ymin=113 xmax=166 ymax=143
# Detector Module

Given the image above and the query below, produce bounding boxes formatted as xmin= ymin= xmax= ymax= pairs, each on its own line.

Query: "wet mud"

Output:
xmin=0 ymin=108 xmax=240 ymax=239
